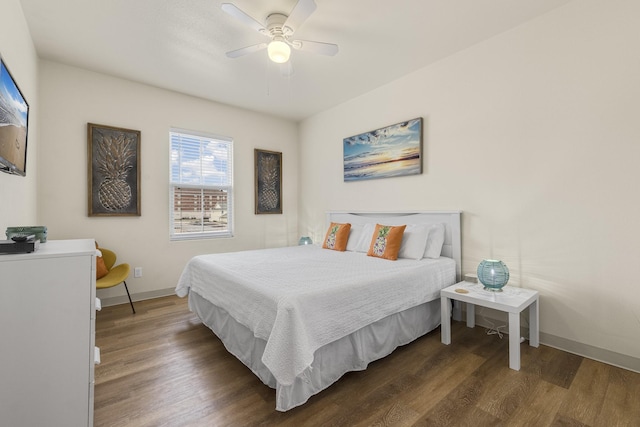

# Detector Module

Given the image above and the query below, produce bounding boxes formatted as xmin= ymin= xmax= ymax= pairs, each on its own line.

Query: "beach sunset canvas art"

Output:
xmin=343 ymin=118 xmax=422 ymax=182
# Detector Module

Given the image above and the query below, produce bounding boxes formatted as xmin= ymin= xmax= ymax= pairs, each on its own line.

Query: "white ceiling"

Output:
xmin=20 ymin=0 xmax=571 ymax=121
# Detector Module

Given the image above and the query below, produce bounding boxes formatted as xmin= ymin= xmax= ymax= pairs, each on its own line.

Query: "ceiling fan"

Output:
xmin=221 ymin=0 xmax=339 ymax=64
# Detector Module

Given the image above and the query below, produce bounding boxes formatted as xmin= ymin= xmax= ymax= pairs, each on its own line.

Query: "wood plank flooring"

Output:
xmin=95 ymin=296 xmax=640 ymax=427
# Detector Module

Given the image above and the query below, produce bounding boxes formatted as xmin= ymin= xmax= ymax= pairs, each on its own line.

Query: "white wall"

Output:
xmin=299 ymin=0 xmax=640 ymax=369
xmin=0 ymin=0 xmax=38 ymax=231
xmin=38 ymin=61 xmax=298 ymax=301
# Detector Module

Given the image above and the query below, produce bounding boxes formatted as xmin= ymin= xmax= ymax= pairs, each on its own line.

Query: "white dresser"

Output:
xmin=0 ymin=239 xmax=98 ymax=427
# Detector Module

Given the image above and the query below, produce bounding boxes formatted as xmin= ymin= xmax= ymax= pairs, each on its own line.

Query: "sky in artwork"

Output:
xmin=343 ymin=118 xmax=422 ymax=181
xmin=0 ymin=60 xmax=29 ymax=127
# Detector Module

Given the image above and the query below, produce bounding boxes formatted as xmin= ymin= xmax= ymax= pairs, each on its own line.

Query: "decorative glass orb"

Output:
xmin=477 ymin=259 xmax=509 ymax=292
xmin=298 ymin=236 xmax=313 ymax=246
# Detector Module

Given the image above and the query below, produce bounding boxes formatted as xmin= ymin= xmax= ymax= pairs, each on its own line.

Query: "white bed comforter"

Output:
xmin=175 ymin=245 xmax=455 ymax=386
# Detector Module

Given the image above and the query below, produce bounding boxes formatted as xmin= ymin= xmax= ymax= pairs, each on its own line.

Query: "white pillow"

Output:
xmin=355 ymin=223 xmax=376 ymax=252
xmin=424 ymin=223 xmax=445 ymax=258
xmin=398 ymin=224 xmax=429 ymax=260
xmin=346 ymin=224 xmax=363 ymax=251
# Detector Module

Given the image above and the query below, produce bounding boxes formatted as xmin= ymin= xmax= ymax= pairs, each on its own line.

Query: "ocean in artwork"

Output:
xmin=343 ymin=118 xmax=422 ymax=182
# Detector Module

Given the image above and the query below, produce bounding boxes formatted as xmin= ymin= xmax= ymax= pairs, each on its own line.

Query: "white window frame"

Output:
xmin=169 ymin=128 xmax=233 ymax=241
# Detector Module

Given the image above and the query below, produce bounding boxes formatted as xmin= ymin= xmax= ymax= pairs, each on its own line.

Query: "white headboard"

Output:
xmin=326 ymin=211 xmax=462 ymax=281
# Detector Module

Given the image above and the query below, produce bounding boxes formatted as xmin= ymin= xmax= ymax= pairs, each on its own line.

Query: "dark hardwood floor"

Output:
xmin=95 ymin=296 xmax=640 ymax=427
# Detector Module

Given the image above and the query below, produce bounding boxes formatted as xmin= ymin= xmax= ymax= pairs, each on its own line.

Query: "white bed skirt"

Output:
xmin=188 ymin=291 xmax=442 ymax=411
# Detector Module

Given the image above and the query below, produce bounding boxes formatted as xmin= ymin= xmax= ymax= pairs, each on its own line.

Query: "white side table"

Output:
xmin=441 ymin=281 xmax=539 ymax=371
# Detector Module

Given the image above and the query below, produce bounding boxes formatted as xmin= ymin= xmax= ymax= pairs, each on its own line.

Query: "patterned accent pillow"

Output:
xmin=95 ymin=242 xmax=109 ymax=279
xmin=367 ymin=224 xmax=407 ymax=260
xmin=322 ymin=222 xmax=352 ymax=251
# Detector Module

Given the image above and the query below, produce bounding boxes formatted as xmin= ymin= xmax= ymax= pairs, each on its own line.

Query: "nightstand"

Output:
xmin=441 ymin=281 xmax=539 ymax=371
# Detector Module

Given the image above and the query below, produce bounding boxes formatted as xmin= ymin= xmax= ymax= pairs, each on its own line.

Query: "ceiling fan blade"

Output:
xmin=221 ymin=3 xmax=266 ymax=33
xmin=226 ymin=43 xmax=268 ymax=59
xmin=283 ymin=0 xmax=317 ymax=34
xmin=291 ymin=40 xmax=339 ymax=56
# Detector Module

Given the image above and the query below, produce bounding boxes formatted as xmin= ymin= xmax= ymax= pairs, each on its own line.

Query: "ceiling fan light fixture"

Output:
xmin=268 ymin=39 xmax=291 ymax=63
xmin=222 ymin=2 xmax=338 ymax=63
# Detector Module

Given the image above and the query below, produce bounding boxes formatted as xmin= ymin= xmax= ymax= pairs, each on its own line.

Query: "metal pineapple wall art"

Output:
xmin=254 ymin=149 xmax=282 ymax=214
xmin=96 ymin=133 xmax=134 ymax=211
xmin=88 ymin=123 xmax=141 ymax=216
xmin=258 ymin=155 xmax=279 ymax=210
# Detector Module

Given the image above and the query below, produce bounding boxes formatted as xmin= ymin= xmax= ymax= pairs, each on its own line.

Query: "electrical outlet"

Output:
xmin=134 ymin=267 xmax=142 ymax=278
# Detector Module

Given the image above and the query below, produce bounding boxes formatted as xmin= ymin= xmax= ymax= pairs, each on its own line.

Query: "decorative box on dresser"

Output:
xmin=0 ymin=239 xmax=99 ymax=427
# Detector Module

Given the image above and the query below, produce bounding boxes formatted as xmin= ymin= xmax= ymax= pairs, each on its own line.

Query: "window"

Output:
xmin=170 ymin=129 xmax=233 ymax=240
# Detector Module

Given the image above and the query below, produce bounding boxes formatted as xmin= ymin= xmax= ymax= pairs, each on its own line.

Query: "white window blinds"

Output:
xmin=169 ymin=129 xmax=233 ymax=240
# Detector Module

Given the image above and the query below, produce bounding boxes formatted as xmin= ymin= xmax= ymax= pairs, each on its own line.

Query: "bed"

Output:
xmin=175 ymin=211 xmax=462 ymax=411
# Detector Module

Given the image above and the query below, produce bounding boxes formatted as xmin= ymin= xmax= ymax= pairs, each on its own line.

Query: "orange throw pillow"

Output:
xmin=367 ymin=224 xmax=406 ymax=260
xmin=322 ymin=222 xmax=352 ymax=251
xmin=95 ymin=242 xmax=109 ymax=279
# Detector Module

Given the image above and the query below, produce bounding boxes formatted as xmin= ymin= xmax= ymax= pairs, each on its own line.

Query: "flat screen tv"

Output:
xmin=0 ymin=55 xmax=29 ymax=176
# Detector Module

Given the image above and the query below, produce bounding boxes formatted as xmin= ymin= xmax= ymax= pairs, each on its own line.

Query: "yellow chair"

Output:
xmin=96 ymin=248 xmax=135 ymax=314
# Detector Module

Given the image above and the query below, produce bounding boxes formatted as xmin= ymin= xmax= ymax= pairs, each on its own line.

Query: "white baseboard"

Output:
xmin=539 ymin=332 xmax=640 ymax=374
xmin=468 ymin=308 xmax=640 ymax=374
xmin=99 ymin=287 xmax=176 ymax=308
